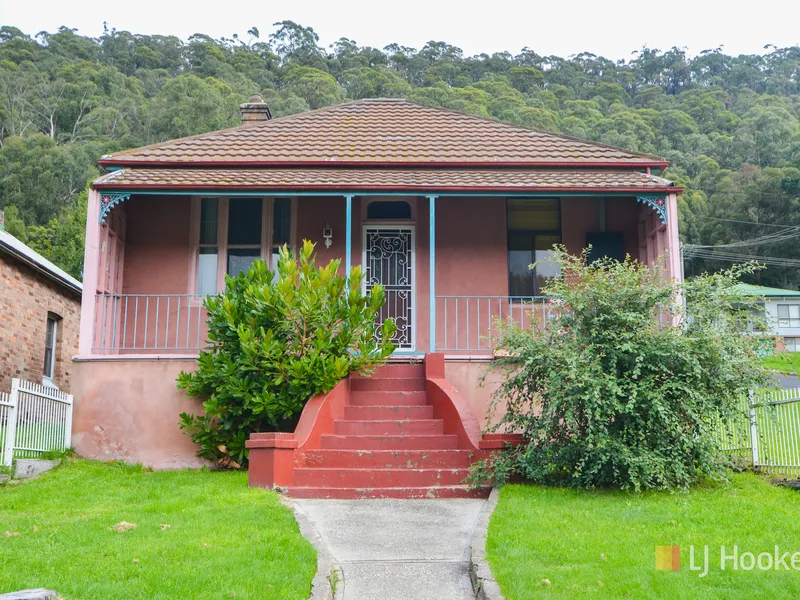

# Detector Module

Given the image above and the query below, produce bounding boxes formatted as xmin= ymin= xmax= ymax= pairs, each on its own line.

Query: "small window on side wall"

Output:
xmin=777 ymin=304 xmax=800 ymax=328
xmin=43 ymin=315 xmax=58 ymax=386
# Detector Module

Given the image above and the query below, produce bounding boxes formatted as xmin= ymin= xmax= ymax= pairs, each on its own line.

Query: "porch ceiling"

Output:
xmin=92 ymin=167 xmax=678 ymax=194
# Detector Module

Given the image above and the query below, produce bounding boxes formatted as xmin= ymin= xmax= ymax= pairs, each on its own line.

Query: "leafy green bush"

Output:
xmin=474 ymin=248 xmax=770 ymax=491
xmin=178 ymin=241 xmax=396 ymax=467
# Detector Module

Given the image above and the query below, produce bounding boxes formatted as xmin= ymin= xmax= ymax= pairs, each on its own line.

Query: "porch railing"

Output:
xmin=435 ymin=296 xmax=550 ymax=352
xmin=93 ymin=293 xmax=209 ymax=352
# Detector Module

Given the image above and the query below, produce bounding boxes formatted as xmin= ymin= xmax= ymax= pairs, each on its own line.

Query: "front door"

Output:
xmin=363 ymin=226 xmax=415 ymax=350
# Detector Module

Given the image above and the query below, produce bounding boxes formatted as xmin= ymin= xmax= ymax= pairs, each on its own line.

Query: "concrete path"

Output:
xmin=294 ymin=498 xmax=486 ymax=600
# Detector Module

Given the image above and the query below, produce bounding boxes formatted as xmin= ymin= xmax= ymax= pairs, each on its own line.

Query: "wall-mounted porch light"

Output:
xmin=323 ymin=223 xmax=333 ymax=249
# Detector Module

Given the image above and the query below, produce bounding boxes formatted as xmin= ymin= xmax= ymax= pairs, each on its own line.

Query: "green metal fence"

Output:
xmin=716 ymin=388 xmax=800 ymax=478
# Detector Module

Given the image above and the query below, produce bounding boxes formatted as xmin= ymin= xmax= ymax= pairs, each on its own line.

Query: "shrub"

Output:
xmin=178 ymin=240 xmax=396 ymax=467
xmin=474 ymin=248 xmax=770 ymax=491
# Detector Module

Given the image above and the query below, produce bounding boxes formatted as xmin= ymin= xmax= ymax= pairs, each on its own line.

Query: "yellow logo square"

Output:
xmin=655 ymin=545 xmax=680 ymax=570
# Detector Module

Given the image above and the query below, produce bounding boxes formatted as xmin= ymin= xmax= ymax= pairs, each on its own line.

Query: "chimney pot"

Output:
xmin=240 ymin=94 xmax=271 ymax=126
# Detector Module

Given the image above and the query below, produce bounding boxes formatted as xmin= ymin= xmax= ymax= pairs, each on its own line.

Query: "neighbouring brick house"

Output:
xmin=0 ymin=224 xmax=82 ymax=392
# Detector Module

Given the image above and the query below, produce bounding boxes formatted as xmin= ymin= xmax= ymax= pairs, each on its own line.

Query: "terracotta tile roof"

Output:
xmin=93 ymin=167 xmax=677 ymax=192
xmin=99 ymin=99 xmax=666 ymax=167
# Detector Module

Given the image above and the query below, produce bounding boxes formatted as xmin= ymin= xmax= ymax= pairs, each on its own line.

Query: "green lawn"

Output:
xmin=0 ymin=459 xmax=316 ymax=600
xmin=487 ymin=474 xmax=800 ymax=599
xmin=762 ymin=353 xmax=800 ymax=376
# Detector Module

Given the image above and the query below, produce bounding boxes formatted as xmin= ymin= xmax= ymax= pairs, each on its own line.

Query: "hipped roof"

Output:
xmin=98 ymin=98 xmax=668 ymax=169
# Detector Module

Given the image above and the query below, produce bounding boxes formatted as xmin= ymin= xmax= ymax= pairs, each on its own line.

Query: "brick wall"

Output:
xmin=0 ymin=253 xmax=81 ymax=393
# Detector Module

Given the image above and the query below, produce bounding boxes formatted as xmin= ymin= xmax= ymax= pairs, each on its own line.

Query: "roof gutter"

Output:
xmin=97 ymin=159 xmax=671 ymax=170
xmin=91 ymin=183 xmax=683 ymax=194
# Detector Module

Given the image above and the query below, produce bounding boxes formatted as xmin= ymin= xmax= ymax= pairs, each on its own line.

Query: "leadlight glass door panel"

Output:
xmin=363 ymin=227 xmax=414 ymax=350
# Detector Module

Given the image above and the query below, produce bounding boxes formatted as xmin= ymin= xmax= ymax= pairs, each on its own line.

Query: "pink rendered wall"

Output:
xmin=561 ymin=197 xmax=600 ymax=255
xmin=435 ymin=197 xmax=508 ymax=351
xmin=444 ymin=359 xmax=513 ymax=430
xmin=71 ymin=358 xmax=206 ymax=469
xmin=79 ymin=190 xmax=101 ymax=355
xmin=605 ymin=197 xmax=640 ymax=258
xmin=123 ymin=195 xmax=191 ymax=294
xmin=113 ymin=196 xmax=200 ymax=351
xmin=295 ymin=196 xmax=348 ymax=272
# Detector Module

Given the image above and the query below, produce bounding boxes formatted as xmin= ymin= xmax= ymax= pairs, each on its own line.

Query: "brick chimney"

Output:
xmin=239 ymin=94 xmax=272 ymax=126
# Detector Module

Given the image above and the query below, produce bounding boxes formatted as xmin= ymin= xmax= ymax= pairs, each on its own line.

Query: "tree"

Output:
xmin=0 ymin=23 xmax=799 ymax=286
xmin=508 ymin=66 xmax=544 ymax=93
xmin=0 ymin=134 xmax=96 ymax=225
xmin=734 ymin=105 xmax=799 ymax=167
xmin=269 ymin=21 xmax=325 ymax=66
xmin=25 ymin=188 xmax=87 ymax=279
xmin=147 ymin=74 xmax=241 ymax=140
xmin=283 ymin=65 xmax=343 ymax=109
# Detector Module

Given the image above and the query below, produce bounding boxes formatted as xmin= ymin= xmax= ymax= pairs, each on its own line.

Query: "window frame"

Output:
xmin=189 ymin=197 xmax=295 ymax=295
xmin=506 ymin=198 xmax=562 ymax=298
xmin=269 ymin=197 xmax=293 ymax=269
xmin=43 ymin=315 xmax=58 ymax=386
xmin=225 ymin=196 xmax=267 ymax=278
xmin=777 ymin=304 xmax=800 ymax=328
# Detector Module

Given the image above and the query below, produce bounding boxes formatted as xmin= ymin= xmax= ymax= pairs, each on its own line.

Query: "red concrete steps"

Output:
xmin=293 ymin=467 xmax=470 ymax=488
xmin=343 ymin=405 xmax=434 ymax=420
xmin=287 ymin=486 xmax=491 ymax=500
xmin=333 ymin=419 xmax=443 ymax=436
xmin=350 ymin=377 xmax=426 ymax=392
xmin=273 ymin=358 xmax=492 ymax=499
xmin=320 ymin=434 xmax=459 ymax=450
xmin=350 ymin=391 xmax=427 ymax=406
xmin=300 ymin=449 xmax=473 ymax=469
xmin=352 ymin=363 xmax=426 ymax=379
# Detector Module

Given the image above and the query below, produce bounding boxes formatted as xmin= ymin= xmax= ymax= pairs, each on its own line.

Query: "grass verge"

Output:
xmin=0 ymin=459 xmax=316 ymax=600
xmin=762 ymin=353 xmax=800 ymax=377
xmin=487 ymin=473 xmax=800 ymax=599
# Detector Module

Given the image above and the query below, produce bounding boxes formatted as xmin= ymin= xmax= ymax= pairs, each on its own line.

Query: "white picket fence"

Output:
xmin=717 ymin=387 xmax=800 ymax=478
xmin=0 ymin=378 xmax=73 ymax=467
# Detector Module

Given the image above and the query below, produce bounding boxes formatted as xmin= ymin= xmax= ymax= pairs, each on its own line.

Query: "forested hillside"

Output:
xmin=1 ymin=23 xmax=798 ymax=285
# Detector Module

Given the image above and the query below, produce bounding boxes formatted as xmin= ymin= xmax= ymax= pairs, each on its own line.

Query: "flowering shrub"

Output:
xmin=472 ymin=248 xmax=770 ymax=491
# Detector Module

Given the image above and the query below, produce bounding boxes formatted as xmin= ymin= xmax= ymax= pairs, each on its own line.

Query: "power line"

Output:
xmin=683 ymin=247 xmax=800 ymax=268
xmin=686 ymin=226 xmax=800 ymax=249
xmin=704 ymin=216 xmax=796 ymax=229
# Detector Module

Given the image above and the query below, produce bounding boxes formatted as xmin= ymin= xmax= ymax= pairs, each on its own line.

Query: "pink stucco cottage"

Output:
xmin=72 ymin=97 xmax=682 ymax=494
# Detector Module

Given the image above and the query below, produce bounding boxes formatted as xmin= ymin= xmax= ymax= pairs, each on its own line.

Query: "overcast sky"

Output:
xmin=1 ymin=0 xmax=797 ymax=61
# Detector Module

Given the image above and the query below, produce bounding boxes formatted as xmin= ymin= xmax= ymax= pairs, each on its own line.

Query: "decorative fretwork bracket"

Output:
xmin=98 ymin=192 xmax=131 ymax=223
xmin=636 ymin=195 xmax=668 ymax=225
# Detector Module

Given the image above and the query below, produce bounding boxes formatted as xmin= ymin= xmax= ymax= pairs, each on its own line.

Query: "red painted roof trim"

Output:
xmin=92 ymin=182 xmax=683 ymax=194
xmin=97 ymin=159 xmax=670 ymax=170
